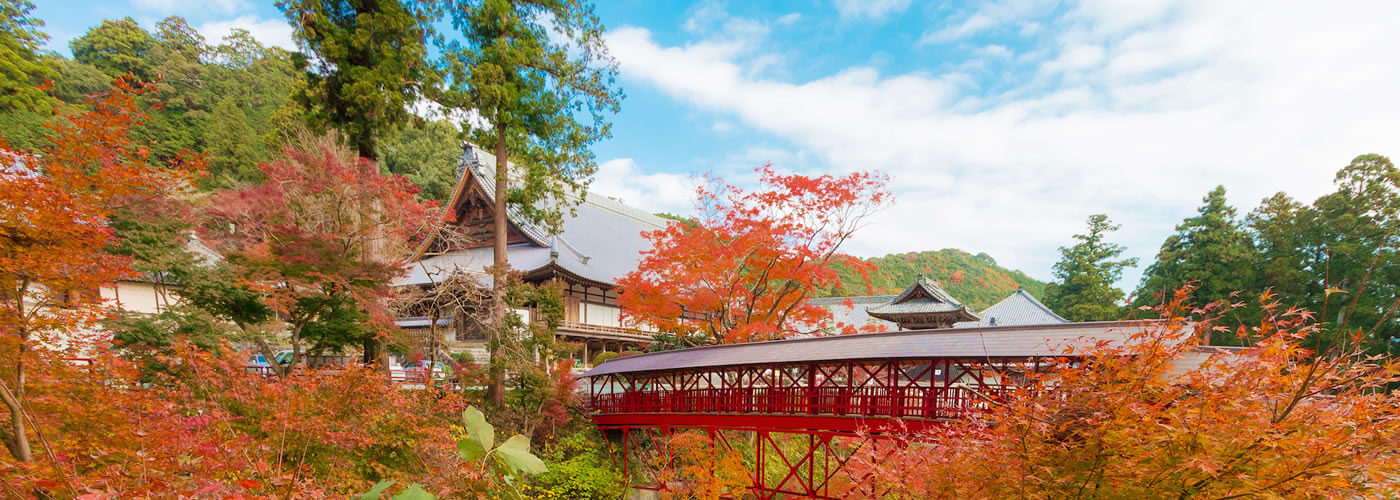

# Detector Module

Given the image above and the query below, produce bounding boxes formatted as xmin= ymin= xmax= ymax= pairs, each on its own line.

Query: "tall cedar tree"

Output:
xmin=1298 ymin=154 xmax=1399 ymax=354
xmin=0 ymin=0 xmax=53 ymax=112
xmin=1246 ymin=193 xmax=1316 ymax=311
xmin=617 ymin=166 xmax=892 ymax=344
xmin=278 ymin=0 xmax=435 ymax=159
xmin=0 ymin=79 xmax=203 ymax=463
xmin=279 ymin=0 xmax=434 ymax=365
xmin=1134 ymin=186 xmax=1257 ymax=342
xmin=202 ymin=146 xmax=437 ymax=376
xmin=435 ymin=0 xmax=622 ymax=406
xmin=1043 ymin=214 xmax=1137 ymax=322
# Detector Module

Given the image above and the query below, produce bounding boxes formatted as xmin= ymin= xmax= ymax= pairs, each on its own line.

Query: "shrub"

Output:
xmin=591 ymin=351 xmax=619 ymax=365
xmin=525 ymin=427 xmax=625 ymax=499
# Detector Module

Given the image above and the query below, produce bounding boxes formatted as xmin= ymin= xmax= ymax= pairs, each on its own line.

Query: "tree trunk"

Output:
xmin=487 ymin=130 xmax=510 ymax=408
xmin=2 ymin=320 xmax=32 ymax=462
xmin=356 ymin=152 xmax=390 ymax=375
xmin=426 ymin=310 xmax=441 ymax=391
xmin=253 ymin=336 xmax=287 ymax=378
xmin=285 ymin=324 xmax=303 ymax=376
xmin=0 ymin=380 xmax=31 ymax=462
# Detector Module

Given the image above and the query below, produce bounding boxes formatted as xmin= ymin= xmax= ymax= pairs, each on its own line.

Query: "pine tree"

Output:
xmin=1043 ymin=214 xmax=1137 ymax=322
xmin=1134 ymin=186 xmax=1257 ymax=341
xmin=1306 ymin=154 xmax=1400 ymax=354
xmin=1246 ymin=193 xmax=1317 ymax=311
xmin=277 ymin=0 xmax=435 ymax=159
xmin=435 ymin=0 xmax=623 ymax=406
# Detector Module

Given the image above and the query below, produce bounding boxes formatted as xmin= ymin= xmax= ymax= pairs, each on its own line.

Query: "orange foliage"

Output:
xmin=2 ymin=343 xmax=486 ymax=497
xmin=617 ymin=165 xmax=892 ymax=343
xmin=0 ymin=79 xmax=497 ymax=498
xmin=844 ymin=285 xmax=1400 ymax=498
xmin=1 ymin=78 xmax=204 ymax=470
xmin=655 ymin=431 xmax=750 ymax=500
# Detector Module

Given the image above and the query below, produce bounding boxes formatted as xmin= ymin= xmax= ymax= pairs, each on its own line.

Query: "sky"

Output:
xmin=33 ymin=0 xmax=1400 ymax=289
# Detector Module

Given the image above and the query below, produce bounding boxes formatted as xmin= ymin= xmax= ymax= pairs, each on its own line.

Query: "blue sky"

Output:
xmin=34 ymin=0 xmax=1400 ymax=290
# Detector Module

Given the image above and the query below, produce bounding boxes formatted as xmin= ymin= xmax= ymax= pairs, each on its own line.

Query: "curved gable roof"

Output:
xmin=400 ymin=144 xmax=667 ymax=287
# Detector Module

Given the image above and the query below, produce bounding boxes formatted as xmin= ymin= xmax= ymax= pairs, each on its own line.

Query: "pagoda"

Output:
xmin=865 ymin=275 xmax=980 ymax=330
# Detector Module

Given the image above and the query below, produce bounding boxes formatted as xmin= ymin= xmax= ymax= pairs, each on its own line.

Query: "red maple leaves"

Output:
xmin=617 ymin=164 xmax=892 ymax=343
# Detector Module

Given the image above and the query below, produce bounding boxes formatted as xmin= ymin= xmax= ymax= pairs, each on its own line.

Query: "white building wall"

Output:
xmin=100 ymin=280 xmax=176 ymax=314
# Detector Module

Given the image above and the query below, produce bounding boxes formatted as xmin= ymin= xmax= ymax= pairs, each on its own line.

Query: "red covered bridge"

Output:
xmin=582 ymin=320 xmax=1165 ymax=498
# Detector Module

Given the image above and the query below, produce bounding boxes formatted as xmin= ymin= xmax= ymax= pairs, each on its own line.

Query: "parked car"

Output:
xmin=401 ymin=360 xmax=454 ymax=381
xmin=273 ymin=350 xmax=352 ymax=368
xmin=246 ymin=354 xmax=275 ymax=375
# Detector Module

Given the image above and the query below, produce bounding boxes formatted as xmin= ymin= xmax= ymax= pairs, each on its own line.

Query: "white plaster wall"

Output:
xmin=100 ymin=281 xmax=176 ymax=314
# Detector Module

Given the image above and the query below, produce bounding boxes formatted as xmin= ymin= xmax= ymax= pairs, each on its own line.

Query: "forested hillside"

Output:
xmin=821 ymin=249 xmax=1047 ymax=310
xmin=0 ymin=16 xmax=461 ymax=197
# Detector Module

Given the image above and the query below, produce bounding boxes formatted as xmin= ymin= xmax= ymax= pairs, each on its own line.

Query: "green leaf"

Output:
xmin=360 ymin=480 xmax=396 ymax=500
xmin=457 ymin=436 xmax=486 ymax=461
xmin=494 ymin=434 xmax=549 ymax=476
xmin=391 ymin=485 xmax=436 ymax=500
xmin=462 ymin=406 xmax=494 ymax=451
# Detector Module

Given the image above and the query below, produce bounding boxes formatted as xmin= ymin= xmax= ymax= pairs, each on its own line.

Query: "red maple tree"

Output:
xmin=202 ymin=144 xmax=438 ymax=374
xmin=617 ymin=165 xmax=892 ymax=344
xmin=0 ymin=78 xmax=202 ymax=465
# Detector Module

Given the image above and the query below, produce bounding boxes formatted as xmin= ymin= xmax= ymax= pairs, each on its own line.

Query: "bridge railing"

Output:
xmin=590 ymin=384 xmax=1012 ymax=420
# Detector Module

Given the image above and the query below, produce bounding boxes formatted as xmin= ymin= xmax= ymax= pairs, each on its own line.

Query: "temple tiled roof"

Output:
xmin=398 ymin=144 xmax=667 ymax=287
xmin=865 ymin=275 xmax=979 ymax=324
xmin=805 ymin=295 xmax=896 ymax=330
xmin=954 ymin=287 xmax=1068 ymax=328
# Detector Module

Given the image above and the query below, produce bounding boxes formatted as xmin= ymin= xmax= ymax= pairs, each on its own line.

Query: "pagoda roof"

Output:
xmin=865 ymin=275 xmax=979 ymax=323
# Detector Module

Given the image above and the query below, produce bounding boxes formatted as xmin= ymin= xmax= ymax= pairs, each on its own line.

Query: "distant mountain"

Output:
xmin=821 ymin=249 xmax=1048 ymax=310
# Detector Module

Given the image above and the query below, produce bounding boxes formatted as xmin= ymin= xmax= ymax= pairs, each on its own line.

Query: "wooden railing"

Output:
xmin=590 ymin=385 xmax=1012 ymax=420
xmin=556 ymin=320 xmax=652 ymax=339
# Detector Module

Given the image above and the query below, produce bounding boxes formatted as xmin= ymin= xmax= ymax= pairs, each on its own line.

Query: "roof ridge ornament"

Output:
xmin=457 ymin=142 xmax=475 ymax=180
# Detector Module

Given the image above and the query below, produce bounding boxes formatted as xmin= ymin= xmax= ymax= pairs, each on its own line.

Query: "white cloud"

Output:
xmin=198 ymin=16 xmax=295 ymax=51
xmin=679 ymin=2 xmax=769 ymax=50
xmin=683 ymin=1 xmax=727 ymax=34
xmin=776 ymin=13 xmax=802 ymax=26
xmin=606 ymin=0 xmax=1400 ymax=289
xmin=919 ymin=0 xmax=1056 ymax=44
xmin=974 ymin=44 xmax=1014 ymax=58
xmin=835 ymin=0 xmax=912 ymax=21
xmin=590 ymin=159 xmax=697 ymax=216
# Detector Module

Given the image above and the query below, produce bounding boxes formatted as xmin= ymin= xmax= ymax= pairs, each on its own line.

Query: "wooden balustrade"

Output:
xmin=588 ymin=384 xmax=1011 ymax=420
xmin=556 ymin=320 xmax=652 ymax=339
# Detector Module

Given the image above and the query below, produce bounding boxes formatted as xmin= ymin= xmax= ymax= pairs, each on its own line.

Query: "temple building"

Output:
xmin=395 ymin=144 xmax=660 ymax=367
xmin=864 ymin=274 xmax=980 ymax=329
xmin=395 ymin=145 xmax=1071 ymax=366
xmin=810 ymin=275 xmax=1067 ymax=332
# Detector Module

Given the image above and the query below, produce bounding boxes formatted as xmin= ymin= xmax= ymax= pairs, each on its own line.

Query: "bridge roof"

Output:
xmin=583 ymin=320 xmax=1165 ymax=377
